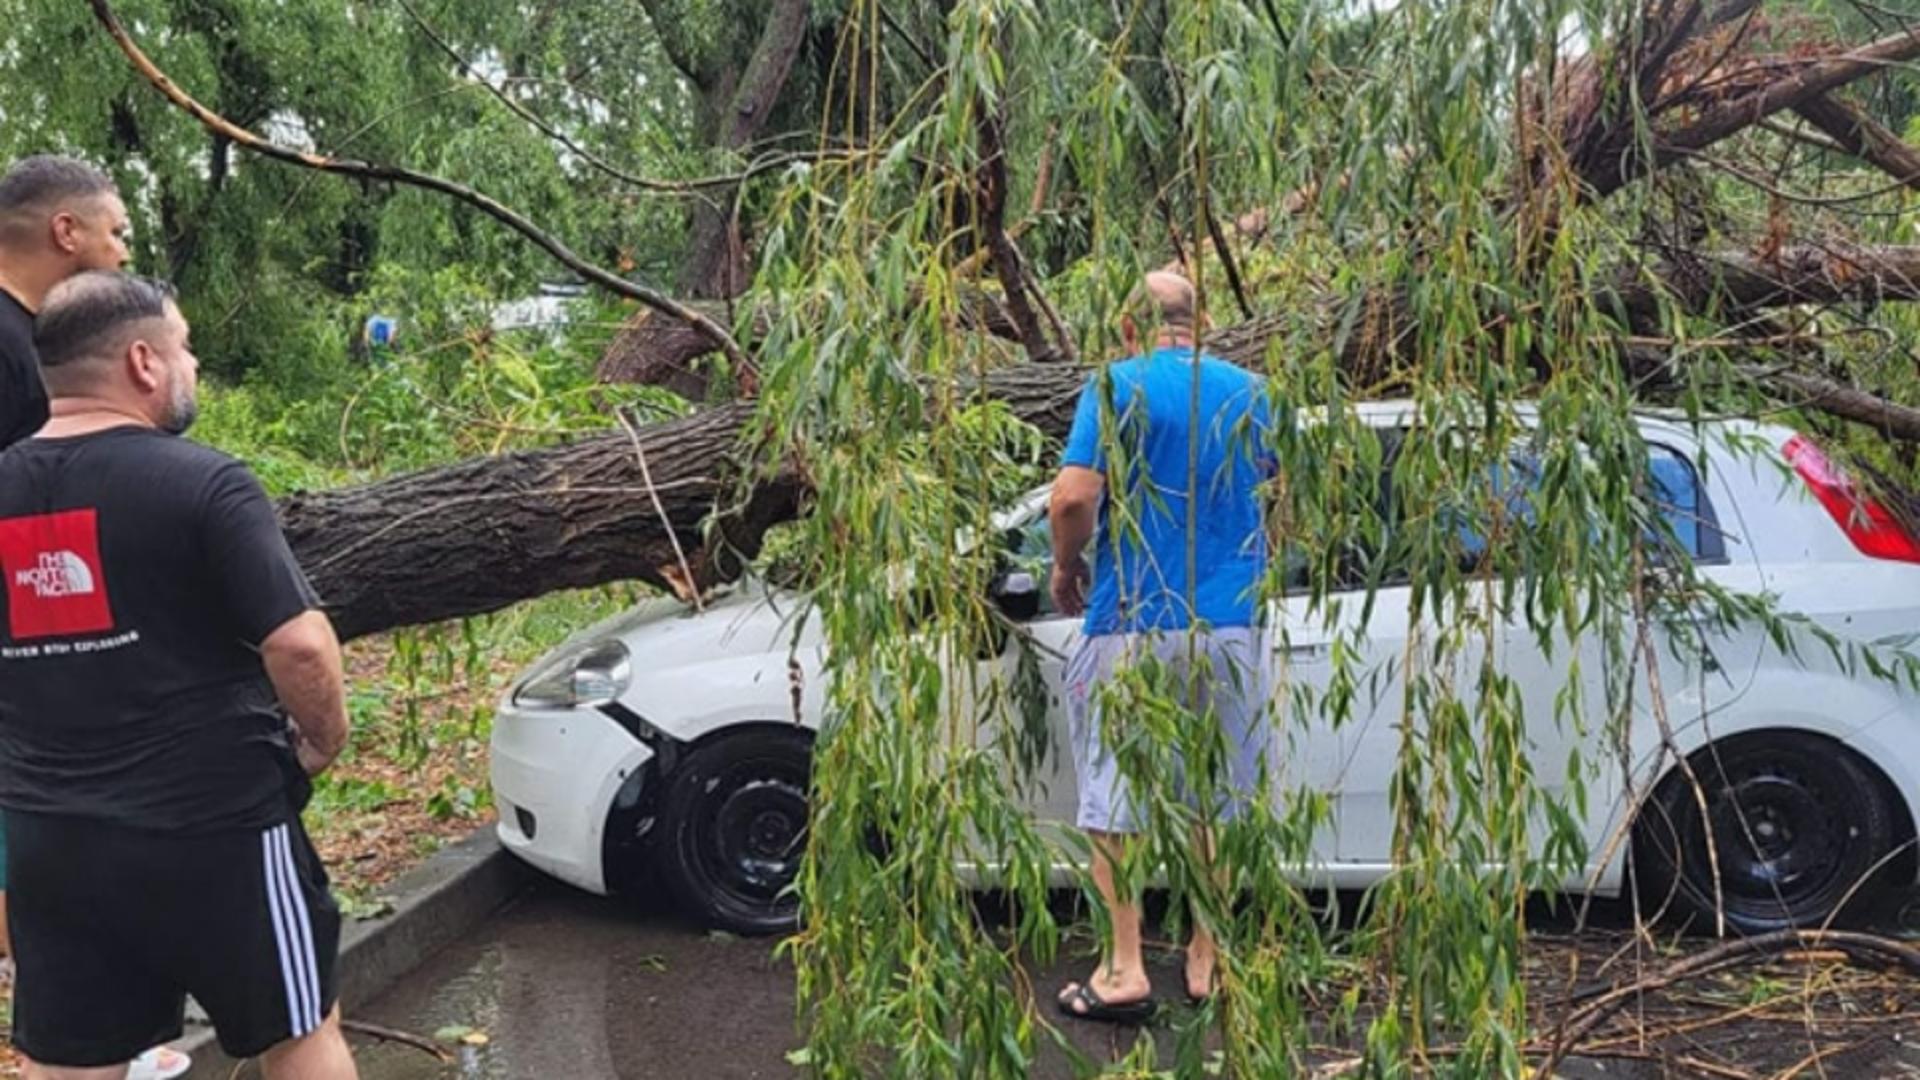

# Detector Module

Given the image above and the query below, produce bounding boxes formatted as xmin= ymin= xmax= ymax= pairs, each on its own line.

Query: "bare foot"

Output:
xmin=1184 ymin=940 xmax=1216 ymax=1001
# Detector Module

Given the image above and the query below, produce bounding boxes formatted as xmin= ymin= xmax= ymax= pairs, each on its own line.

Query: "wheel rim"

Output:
xmin=694 ymin=759 xmax=808 ymax=913
xmin=1686 ymin=757 xmax=1855 ymax=916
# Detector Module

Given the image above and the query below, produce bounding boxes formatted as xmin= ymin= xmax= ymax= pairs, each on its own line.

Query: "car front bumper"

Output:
xmin=490 ymin=699 xmax=655 ymax=896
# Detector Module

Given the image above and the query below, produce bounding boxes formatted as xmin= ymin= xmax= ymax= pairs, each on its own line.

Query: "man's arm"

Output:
xmin=1049 ymin=465 xmax=1104 ymax=616
xmin=261 ymin=610 xmax=349 ymax=776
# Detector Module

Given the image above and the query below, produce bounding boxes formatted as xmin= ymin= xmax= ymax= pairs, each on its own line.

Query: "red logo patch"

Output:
xmin=0 ymin=509 xmax=115 ymax=640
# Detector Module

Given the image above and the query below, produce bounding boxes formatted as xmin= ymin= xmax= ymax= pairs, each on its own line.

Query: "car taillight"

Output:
xmin=1783 ymin=435 xmax=1920 ymax=564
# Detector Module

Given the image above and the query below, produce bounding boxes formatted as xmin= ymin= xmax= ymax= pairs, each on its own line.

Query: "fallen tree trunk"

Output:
xmin=284 ymin=364 xmax=1085 ymax=641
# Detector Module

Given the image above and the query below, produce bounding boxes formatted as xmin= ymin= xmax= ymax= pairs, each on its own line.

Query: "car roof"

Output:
xmin=1007 ymin=401 xmax=1792 ymax=521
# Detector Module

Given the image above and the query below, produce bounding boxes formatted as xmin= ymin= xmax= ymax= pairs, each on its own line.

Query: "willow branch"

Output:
xmin=1759 ymin=117 xmax=1852 ymax=157
xmin=1744 ymin=367 xmax=1920 ymax=441
xmin=85 ymin=0 xmax=751 ymax=376
xmin=1202 ymin=191 xmax=1256 ymax=320
xmin=1792 ymin=93 xmax=1920 ymax=193
xmin=1657 ymin=26 xmax=1920 ymax=165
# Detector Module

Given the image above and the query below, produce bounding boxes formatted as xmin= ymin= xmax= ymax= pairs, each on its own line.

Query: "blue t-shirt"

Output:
xmin=1060 ymin=347 xmax=1273 ymax=634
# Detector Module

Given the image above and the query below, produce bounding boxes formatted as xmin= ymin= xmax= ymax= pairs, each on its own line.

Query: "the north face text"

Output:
xmin=16 ymin=551 xmax=97 ymax=598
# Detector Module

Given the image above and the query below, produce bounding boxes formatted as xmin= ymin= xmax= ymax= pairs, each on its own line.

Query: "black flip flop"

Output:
xmin=1055 ymin=983 xmax=1154 ymax=1025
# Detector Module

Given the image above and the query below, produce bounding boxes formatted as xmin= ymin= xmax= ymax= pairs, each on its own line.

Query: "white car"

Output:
xmin=490 ymin=406 xmax=1920 ymax=935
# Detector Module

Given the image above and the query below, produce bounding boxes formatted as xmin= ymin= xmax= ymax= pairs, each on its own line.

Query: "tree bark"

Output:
xmin=680 ymin=0 xmax=812 ymax=300
xmin=600 ymin=1 xmax=817 ymax=386
xmin=594 ymin=287 xmax=1027 ymax=391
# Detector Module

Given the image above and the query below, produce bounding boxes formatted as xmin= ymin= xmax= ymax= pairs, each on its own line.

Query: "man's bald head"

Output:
xmin=1125 ymin=271 xmax=1200 ymax=340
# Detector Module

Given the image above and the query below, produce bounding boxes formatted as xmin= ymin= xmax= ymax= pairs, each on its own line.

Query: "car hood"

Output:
xmin=532 ymin=579 xmax=816 ymax=676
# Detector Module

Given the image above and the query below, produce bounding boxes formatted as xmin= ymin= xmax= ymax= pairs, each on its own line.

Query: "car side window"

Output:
xmin=1453 ymin=453 xmax=1543 ymax=569
xmin=1370 ymin=431 xmax=1726 ymax=580
xmin=1645 ymin=442 xmax=1727 ymax=563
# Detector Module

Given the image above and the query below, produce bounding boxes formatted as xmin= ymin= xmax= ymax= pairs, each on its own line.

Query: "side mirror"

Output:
xmin=989 ymin=570 xmax=1041 ymax=622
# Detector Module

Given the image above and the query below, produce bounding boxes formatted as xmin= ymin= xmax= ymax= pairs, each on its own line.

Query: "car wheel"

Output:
xmin=655 ymin=727 xmax=811 ymax=935
xmin=1633 ymin=732 xmax=1896 ymax=934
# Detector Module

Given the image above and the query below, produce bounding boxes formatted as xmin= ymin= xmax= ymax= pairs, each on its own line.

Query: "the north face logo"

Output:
xmin=0 ymin=510 xmax=115 ymax=640
xmin=15 ymin=551 xmax=96 ymax=598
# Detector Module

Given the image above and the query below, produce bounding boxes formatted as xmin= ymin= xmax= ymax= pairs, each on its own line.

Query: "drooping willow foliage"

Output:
xmin=737 ymin=1 xmax=1918 ymax=1075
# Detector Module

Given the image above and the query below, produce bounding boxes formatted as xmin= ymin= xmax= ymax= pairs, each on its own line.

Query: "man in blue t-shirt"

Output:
xmin=1049 ymin=271 xmax=1273 ymax=1023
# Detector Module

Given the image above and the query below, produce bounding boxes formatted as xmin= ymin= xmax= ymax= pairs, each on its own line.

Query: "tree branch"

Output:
xmin=634 ymin=0 xmax=718 ymax=88
xmin=1741 ymin=366 xmax=1920 ymax=442
xmin=85 ymin=0 xmax=752 ymax=378
xmin=976 ymin=108 xmax=1066 ymax=364
xmin=1792 ymin=93 xmax=1920 ymax=193
xmin=395 ymin=0 xmax=719 ymax=200
xmin=1202 ymin=191 xmax=1256 ymax=321
xmin=1759 ymin=116 xmax=1853 ymax=157
xmin=1656 ymin=26 xmax=1920 ymax=166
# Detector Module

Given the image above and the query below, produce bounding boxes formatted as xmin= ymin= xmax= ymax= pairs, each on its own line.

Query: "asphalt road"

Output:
xmin=336 ymin=879 xmax=1920 ymax=1080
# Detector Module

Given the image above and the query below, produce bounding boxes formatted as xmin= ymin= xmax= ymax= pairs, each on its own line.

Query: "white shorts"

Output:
xmin=1063 ymin=628 xmax=1270 ymax=834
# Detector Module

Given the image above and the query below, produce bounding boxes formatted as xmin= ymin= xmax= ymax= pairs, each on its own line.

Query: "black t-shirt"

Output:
xmin=0 ymin=290 xmax=50 ymax=450
xmin=0 ymin=427 xmax=320 ymax=832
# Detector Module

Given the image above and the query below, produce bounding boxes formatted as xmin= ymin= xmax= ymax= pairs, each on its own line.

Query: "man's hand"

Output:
xmin=292 ymin=726 xmax=334 ymax=777
xmin=1051 ymin=556 xmax=1089 ymax=616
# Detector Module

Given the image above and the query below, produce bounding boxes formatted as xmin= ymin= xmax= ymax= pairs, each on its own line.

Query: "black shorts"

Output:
xmin=6 ymin=810 xmax=341 ymax=1066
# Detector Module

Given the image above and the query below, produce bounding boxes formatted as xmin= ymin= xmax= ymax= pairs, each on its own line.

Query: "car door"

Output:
xmin=992 ymin=509 xmax=1347 ymax=868
xmin=1266 ymin=420 xmax=1421 ymax=870
xmin=1329 ymin=429 xmax=1525 ymax=868
xmin=1275 ymin=581 xmax=1414 ymax=871
xmin=1334 ymin=427 xmax=1762 ymax=882
xmin=987 ymin=510 xmax=1084 ymax=826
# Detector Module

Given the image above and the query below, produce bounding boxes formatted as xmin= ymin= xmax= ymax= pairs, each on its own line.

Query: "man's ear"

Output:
xmin=1119 ymin=313 xmax=1138 ymax=351
xmin=48 ymin=210 xmax=81 ymax=255
xmin=126 ymin=338 xmax=164 ymax=393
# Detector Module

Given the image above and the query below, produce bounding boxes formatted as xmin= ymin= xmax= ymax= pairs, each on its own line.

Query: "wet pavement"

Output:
xmin=343 ymin=882 xmax=1228 ymax=1080
xmin=344 ymin=884 xmax=796 ymax=1079
xmin=336 ymin=881 xmax=1920 ymax=1080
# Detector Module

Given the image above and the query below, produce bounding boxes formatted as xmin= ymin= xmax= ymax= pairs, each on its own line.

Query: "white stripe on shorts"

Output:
xmin=262 ymin=824 xmax=321 ymax=1036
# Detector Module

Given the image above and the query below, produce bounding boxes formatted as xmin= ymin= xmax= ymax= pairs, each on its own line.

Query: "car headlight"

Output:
xmin=512 ymin=640 xmax=633 ymax=708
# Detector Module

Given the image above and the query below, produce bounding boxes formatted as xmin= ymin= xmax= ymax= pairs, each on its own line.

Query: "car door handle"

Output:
xmin=1278 ymin=642 xmax=1330 ymax=662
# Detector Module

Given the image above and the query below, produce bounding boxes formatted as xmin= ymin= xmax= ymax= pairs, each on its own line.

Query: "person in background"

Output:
xmin=0 ymin=156 xmax=130 ymax=448
xmin=0 ymin=272 xmax=355 ymax=1079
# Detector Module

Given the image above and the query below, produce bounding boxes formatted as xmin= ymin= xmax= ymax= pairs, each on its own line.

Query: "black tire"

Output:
xmin=654 ymin=727 xmax=811 ymax=935
xmin=1633 ymin=732 xmax=1897 ymax=935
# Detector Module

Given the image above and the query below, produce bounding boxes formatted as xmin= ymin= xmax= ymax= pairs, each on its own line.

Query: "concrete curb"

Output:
xmin=176 ymin=824 xmax=530 ymax=1078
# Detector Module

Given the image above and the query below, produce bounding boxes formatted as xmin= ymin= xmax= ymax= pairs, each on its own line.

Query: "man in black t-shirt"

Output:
xmin=0 ymin=156 xmax=131 ymax=451
xmin=0 ymin=272 xmax=357 ymax=1078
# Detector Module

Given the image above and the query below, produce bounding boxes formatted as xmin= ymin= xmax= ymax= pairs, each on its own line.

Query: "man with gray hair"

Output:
xmin=1049 ymin=270 xmax=1275 ymax=1022
xmin=0 ymin=272 xmax=356 ymax=1079
xmin=0 ymin=155 xmax=131 ymax=449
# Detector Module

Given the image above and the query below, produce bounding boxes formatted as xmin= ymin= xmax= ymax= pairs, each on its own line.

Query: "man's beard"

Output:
xmin=161 ymin=371 xmax=197 ymax=435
